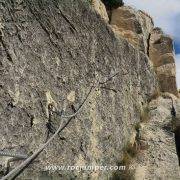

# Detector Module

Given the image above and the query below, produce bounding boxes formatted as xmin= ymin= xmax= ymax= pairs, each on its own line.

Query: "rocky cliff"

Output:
xmin=0 ymin=0 xmax=179 ymax=179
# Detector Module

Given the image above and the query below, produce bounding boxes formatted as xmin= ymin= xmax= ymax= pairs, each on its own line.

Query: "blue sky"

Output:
xmin=124 ymin=0 xmax=180 ymax=88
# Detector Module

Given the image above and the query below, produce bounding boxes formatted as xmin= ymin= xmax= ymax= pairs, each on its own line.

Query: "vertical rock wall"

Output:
xmin=149 ymin=28 xmax=178 ymax=96
xmin=0 ymin=0 xmax=158 ymax=179
xmin=0 ymin=0 xmax=179 ymax=179
xmin=92 ymin=2 xmax=178 ymax=96
xmin=91 ymin=1 xmax=180 ymax=179
xmin=110 ymin=6 xmax=153 ymax=54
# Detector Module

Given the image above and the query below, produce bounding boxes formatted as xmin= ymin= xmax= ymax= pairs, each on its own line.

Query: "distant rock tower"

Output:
xmin=149 ymin=27 xmax=178 ymax=96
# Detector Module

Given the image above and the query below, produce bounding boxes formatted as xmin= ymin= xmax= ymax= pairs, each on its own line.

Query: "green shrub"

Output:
xmin=102 ymin=0 xmax=124 ymax=9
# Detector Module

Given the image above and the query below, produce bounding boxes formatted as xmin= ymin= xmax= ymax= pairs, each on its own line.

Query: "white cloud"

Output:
xmin=176 ymin=54 xmax=180 ymax=88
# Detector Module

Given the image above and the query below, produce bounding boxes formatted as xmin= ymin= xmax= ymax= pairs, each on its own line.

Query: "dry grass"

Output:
xmin=111 ymin=143 xmax=139 ymax=180
xmin=147 ymin=89 xmax=161 ymax=103
xmin=134 ymin=122 xmax=141 ymax=132
xmin=140 ymin=105 xmax=150 ymax=122
xmin=111 ymin=122 xmax=149 ymax=179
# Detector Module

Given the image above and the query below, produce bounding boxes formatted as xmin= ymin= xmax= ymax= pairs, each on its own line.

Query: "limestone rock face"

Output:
xmin=91 ymin=0 xmax=109 ymax=22
xmin=0 ymin=0 xmax=179 ymax=179
xmin=149 ymin=28 xmax=178 ymax=96
xmin=0 ymin=0 xmax=158 ymax=179
xmin=110 ymin=6 xmax=154 ymax=53
xmin=132 ymin=95 xmax=180 ymax=179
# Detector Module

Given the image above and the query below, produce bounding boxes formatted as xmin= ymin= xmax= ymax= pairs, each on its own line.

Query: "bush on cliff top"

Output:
xmin=102 ymin=0 xmax=124 ymax=9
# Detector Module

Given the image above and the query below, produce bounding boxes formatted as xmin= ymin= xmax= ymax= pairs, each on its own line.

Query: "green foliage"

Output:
xmin=102 ymin=0 xmax=124 ymax=9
